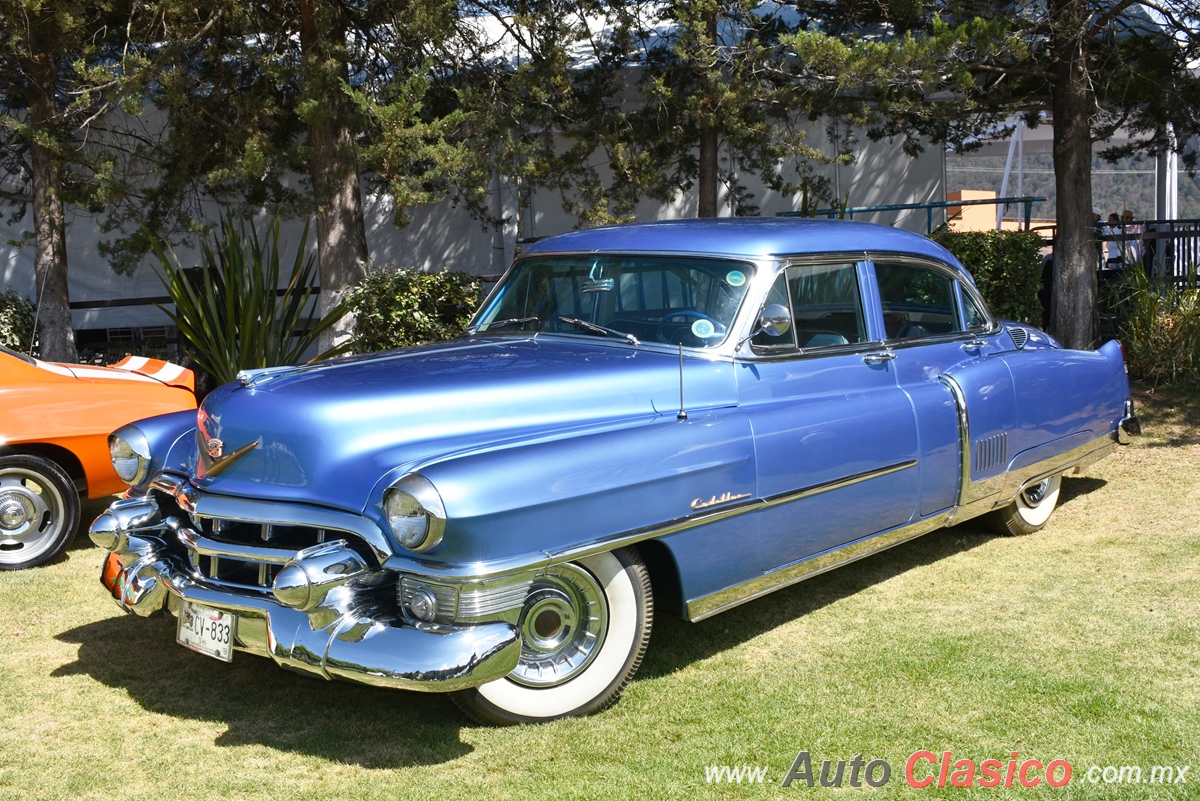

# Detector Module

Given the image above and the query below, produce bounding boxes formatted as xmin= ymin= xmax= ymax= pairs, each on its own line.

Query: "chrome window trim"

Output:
xmin=745 ymin=257 xmax=872 ymax=359
xmin=865 ymin=254 xmax=1003 ymax=340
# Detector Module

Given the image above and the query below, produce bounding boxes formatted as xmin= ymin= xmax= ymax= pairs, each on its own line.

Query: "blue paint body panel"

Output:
xmin=125 ymin=219 xmax=1132 ymax=619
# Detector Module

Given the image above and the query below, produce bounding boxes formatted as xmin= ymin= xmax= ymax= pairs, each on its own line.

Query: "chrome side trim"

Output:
xmin=939 ymin=373 xmax=979 ymax=524
xmin=686 ymin=511 xmax=953 ymax=621
xmin=382 ymin=460 xmax=918 ymax=582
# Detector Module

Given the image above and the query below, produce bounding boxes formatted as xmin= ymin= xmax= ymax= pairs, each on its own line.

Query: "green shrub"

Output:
xmin=0 ymin=289 xmax=36 ymax=353
xmin=344 ymin=267 xmax=483 ymax=353
xmin=931 ymin=229 xmax=1044 ymax=324
xmin=151 ymin=216 xmax=347 ymax=386
xmin=1117 ymin=268 xmax=1200 ymax=386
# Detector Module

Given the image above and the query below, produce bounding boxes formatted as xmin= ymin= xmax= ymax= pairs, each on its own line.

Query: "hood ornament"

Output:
xmin=197 ymin=430 xmax=259 ymax=477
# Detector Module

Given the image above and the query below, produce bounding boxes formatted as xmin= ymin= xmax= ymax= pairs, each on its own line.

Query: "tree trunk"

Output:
xmin=1048 ymin=0 xmax=1096 ymax=350
xmin=698 ymin=126 xmax=719 ymax=217
xmin=299 ymin=0 xmax=369 ymax=353
xmin=27 ymin=54 xmax=77 ymax=363
xmin=696 ymin=6 xmax=719 ymax=218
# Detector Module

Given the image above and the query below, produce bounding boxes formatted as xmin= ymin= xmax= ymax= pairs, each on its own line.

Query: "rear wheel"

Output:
xmin=0 ymin=455 xmax=80 ymax=569
xmin=451 ymin=547 xmax=653 ymax=725
xmin=991 ymin=473 xmax=1062 ymax=536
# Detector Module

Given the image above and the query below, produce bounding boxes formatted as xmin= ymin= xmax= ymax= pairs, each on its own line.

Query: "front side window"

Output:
xmin=752 ymin=262 xmax=866 ymax=352
xmin=472 ymin=255 xmax=755 ymax=348
xmin=875 ymin=262 xmax=962 ymax=340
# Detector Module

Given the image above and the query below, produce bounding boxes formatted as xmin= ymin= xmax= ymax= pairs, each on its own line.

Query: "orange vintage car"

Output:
xmin=0 ymin=345 xmax=196 ymax=569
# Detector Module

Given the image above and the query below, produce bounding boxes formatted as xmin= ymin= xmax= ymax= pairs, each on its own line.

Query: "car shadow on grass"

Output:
xmin=53 ymin=614 xmax=472 ymax=767
xmin=51 ymin=480 xmax=1108 ymax=755
xmin=640 ymin=474 xmax=1107 ymax=680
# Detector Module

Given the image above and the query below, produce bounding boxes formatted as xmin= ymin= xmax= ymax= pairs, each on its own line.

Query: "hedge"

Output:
xmin=930 ymin=229 xmax=1044 ymax=324
xmin=0 ymin=289 xmax=36 ymax=353
xmin=344 ymin=267 xmax=484 ymax=353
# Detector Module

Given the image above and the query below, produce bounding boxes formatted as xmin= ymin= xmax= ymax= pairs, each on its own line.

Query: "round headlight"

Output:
xmin=109 ymin=427 xmax=151 ymax=486
xmin=384 ymin=475 xmax=446 ymax=552
xmin=386 ymin=490 xmax=429 ymax=549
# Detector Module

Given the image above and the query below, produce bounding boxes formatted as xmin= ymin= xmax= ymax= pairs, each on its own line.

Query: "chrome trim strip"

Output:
xmin=383 ymin=461 xmax=918 ymax=582
xmin=686 ymin=511 xmax=954 ymax=621
xmin=939 ymin=373 xmax=974 ymax=524
xmin=759 ymin=460 xmax=916 ymax=508
xmin=180 ymin=530 xmax=298 ymax=565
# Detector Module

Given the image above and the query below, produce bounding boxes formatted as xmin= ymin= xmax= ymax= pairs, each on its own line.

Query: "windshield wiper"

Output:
xmin=556 ymin=316 xmax=640 ymax=346
xmin=466 ymin=316 xmax=540 ymax=334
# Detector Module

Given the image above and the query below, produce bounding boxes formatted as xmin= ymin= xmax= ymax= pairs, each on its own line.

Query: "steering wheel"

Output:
xmin=657 ymin=310 xmax=726 ymax=345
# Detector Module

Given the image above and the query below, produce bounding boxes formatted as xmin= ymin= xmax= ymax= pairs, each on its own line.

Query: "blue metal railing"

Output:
xmin=778 ymin=196 xmax=1047 ymax=234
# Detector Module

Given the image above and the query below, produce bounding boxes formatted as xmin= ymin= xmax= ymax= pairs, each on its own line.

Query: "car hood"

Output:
xmin=187 ymin=336 xmax=737 ymax=513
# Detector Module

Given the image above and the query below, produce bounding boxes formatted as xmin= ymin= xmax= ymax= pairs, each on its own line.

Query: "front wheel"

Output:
xmin=990 ymin=473 xmax=1063 ymax=536
xmin=0 ymin=455 xmax=81 ymax=570
xmin=451 ymin=547 xmax=653 ymax=725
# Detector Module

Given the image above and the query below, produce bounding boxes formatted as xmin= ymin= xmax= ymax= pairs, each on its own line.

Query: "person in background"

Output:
xmin=1093 ymin=207 xmax=1106 ymax=269
xmin=1121 ymin=209 xmax=1142 ymax=267
xmin=1105 ymin=213 xmax=1123 ymax=268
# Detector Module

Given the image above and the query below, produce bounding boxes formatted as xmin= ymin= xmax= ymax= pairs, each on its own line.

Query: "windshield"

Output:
xmin=471 ymin=255 xmax=755 ymax=348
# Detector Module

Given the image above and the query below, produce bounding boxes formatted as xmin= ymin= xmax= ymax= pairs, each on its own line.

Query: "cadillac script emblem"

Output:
xmin=690 ymin=491 xmax=752 ymax=511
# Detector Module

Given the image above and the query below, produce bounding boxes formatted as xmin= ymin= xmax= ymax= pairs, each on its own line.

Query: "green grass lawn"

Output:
xmin=1 ymin=384 xmax=1196 ymax=800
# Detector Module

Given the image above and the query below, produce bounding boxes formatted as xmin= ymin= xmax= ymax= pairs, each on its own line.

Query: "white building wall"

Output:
xmin=1 ymin=126 xmax=942 ymax=333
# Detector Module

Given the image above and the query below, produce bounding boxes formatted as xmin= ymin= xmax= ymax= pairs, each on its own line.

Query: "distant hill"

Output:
xmin=946 ymin=152 xmax=1200 ymax=222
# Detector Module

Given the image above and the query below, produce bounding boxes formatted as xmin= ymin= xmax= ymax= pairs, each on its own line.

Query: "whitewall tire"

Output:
xmin=991 ymin=473 xmax=1063 ymax=536
xmin=451 ymin=547 xmax=653 ymax=725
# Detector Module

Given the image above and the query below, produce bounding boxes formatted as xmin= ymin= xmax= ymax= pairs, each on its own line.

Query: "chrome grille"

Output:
xmin=184 ymin=518 xmax=366 ymax=593
xmin=460 ymin=581 xmax=533 ymax=618
xmin=1008 ymin=326 xmax=1029 ymax=349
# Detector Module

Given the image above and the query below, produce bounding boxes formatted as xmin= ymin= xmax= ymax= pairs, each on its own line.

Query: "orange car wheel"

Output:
xmin=0 ymin=455 xmax=81 ymax=570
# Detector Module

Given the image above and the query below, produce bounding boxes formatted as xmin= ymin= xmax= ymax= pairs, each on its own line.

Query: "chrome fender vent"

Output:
xmin=1008 ymin=326 xmax=1029 ymax=349
xmin=974 ymin=433 xmax=1009 ymax=472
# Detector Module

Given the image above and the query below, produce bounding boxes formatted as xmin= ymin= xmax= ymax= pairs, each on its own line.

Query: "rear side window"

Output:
xmin=874 ymin=262 xmax=960 ymax=340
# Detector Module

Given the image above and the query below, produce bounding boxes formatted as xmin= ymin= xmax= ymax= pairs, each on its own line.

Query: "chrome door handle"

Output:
xmin=961 ymin=339 xmax=988 ymax=350
xmin=862 ymin=350 xmax=897 ymax=364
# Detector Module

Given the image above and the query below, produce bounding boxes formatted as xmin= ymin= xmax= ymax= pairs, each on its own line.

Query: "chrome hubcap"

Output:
xmin=1022 ymin=478 xmax=1051 ymax=507
xmin=0 ymin=493 xmax=36 ymax=534
xmin=511 ymin=563 xmax=607 ymax=687
xmin=0 ymin=469 xmax=62 ymax=560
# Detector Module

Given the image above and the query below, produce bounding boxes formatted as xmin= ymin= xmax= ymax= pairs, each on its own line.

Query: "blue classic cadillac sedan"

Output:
xmin=90 ymin=219 xmax=1139 ymax=724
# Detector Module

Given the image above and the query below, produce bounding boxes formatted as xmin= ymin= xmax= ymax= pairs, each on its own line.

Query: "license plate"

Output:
xmin=177 ymin=601 xmax=236 ymax=662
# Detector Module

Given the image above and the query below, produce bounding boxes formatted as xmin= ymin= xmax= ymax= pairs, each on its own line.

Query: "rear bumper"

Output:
xmin=90 ymin=497 xmax=521 ymax=693
xmin=1118 ymin=398 xmax=1142 ymax=445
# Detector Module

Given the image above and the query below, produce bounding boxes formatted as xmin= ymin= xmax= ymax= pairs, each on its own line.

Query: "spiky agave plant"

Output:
xmin=151 ymin=216 xmax=347 ymax=386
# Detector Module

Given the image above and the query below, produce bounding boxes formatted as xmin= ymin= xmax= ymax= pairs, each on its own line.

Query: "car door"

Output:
xmin=870 ymin=259 xmax=1016 ymax=515
xmin=737 ymin=260 xmax=921 ymax=571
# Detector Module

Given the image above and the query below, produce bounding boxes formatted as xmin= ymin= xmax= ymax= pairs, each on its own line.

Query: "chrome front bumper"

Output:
xmin=89 ymin=496 xmax=521 ymax=693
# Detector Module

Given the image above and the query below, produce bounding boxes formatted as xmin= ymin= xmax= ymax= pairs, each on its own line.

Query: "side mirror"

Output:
xmin=735 ymin=303 xmax=792 ymax=351
xmin=759 ymin=304 xmax=792 ymax=337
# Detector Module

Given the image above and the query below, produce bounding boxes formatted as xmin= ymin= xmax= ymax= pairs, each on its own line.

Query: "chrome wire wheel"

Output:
xmin=510 ymin=563 xmax=608 ymax=687
xmin=0 ymin=455 xmax=80 ymax=569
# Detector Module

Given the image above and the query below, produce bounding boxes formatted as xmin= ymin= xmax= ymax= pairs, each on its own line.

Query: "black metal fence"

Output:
xmin=1094 ymin=219 xmax=1200 ymax=286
